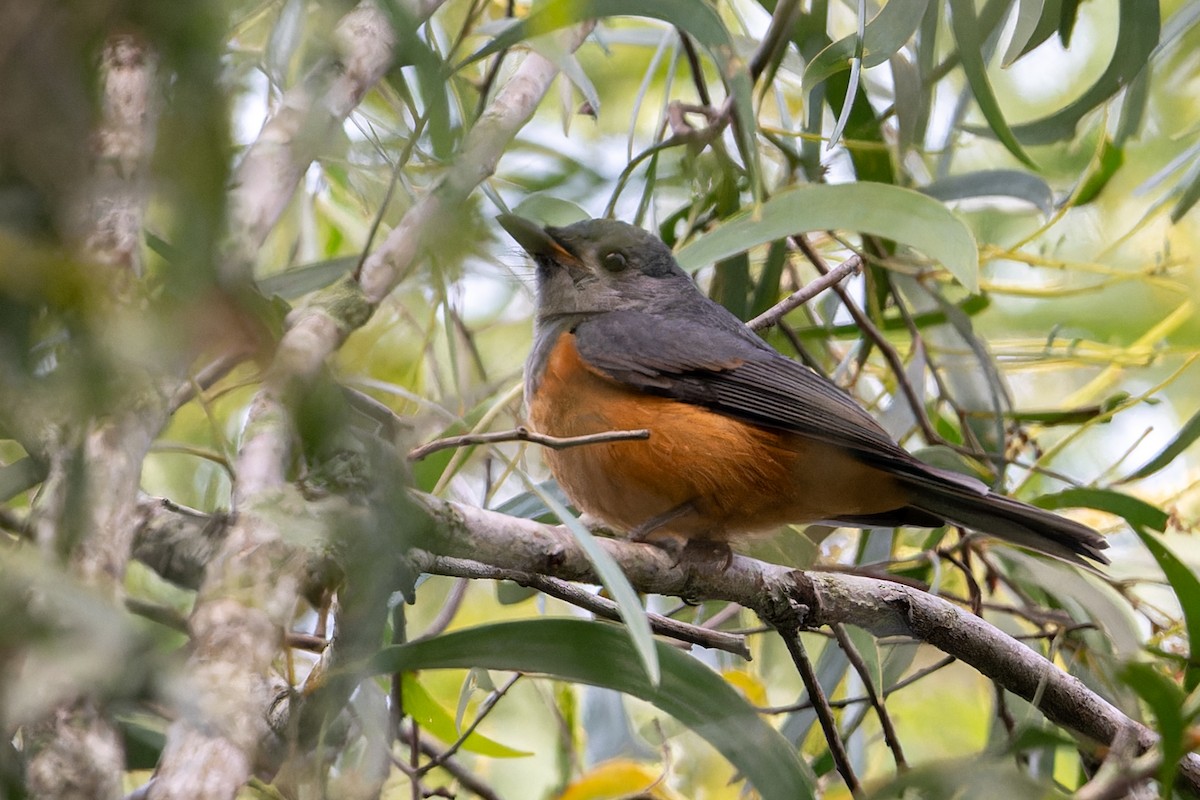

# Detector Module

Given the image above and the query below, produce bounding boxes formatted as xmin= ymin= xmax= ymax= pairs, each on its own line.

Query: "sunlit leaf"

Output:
xmin=399 ymin=673 xmax=531 ymax=757
xmin=1033 ymin=488 xmax=1168 ymax=533
xmin=803 ymin=0 xmax=931 ymax=89
xmin=525 ymin=481 xmax=660 ymax=686
xmin=1001 ymin=0 xmax=1047 ymax=67
xmin=372 ymin=619 xmax=816 ymax=799
xmin=675 ymin=183 xmax=979 ymax=292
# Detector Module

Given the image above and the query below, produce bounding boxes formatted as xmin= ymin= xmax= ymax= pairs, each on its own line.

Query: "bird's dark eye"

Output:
xmin=601 ymin=250 xmax=628 ymax=272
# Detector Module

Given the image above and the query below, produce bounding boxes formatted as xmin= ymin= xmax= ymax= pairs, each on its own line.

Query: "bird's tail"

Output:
xmin=901 ymin=474 xmax=1109 ymax=566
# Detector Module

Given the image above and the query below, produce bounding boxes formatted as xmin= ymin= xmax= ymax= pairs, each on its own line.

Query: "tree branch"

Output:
xmin=130 ymin=492 xmax=1200 ymax=796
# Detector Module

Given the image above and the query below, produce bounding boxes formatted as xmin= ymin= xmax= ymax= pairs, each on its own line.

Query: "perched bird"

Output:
xmin=499 ymin=214 xmax=1108 ymax=566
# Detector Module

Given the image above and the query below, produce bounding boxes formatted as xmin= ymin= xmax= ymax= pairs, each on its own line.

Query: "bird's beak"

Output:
xmin=497 ymin=214 xmax=578 ymax=266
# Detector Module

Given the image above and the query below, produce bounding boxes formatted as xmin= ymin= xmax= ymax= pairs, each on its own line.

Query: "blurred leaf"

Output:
xmin=1033 ymin=488 xmax=1168 ymax=533
xmin=466 ymin=0 xmax=760 ymax=193
xmin=373 ymin=620 xmax=816 ymax=800
xmin=675 ymin=183 xmax=979 ymax=292
xmin=864 ymin=755 xmax=1062 ymax=798
xmin=400 ymin=673 xmax=531 ymax=757
xmin=0 ymin=456 xmax=43 ymax=503
xmin=513 ymin=195 xmax=589 ymax=227
xmin=1120 ymin=407 xmax=1200 ymax=483
xmin=1170 ymin=157 xmax=1200 ymax=223
xmin=1009 ymin=1 xmax=1159 ymax=145
xmin=947 ymin=0 xmax=1036 ymax=168
xmin=117 ymin=714 xmax=166 ymax=771
xmin=559 ymin=759 xmax=685 ymax=800
xmin=1073 ymin=137 xmax=1125 ymax=206
xmin=257 ymin=256 xmax=357 ymax=300
xmin=921 ymin=170 xmax=1053 ymax=216
xmin=265 ymin=0 xmax=306 ymax=88
xmin=722 ymin=668 xmax=769 ymax=707
xmin=803 ymin=0 xmax=931 ymax=90
xmin=1132 ymin=529 xmax=1200 ymax=691
xmin=1001 ymin=0 xmax=1047 ymax=67
xmin=525 ymin=480 xmax=660 ymax=686
xmin=496 ymin=581 xmax=539 ymax=605
xmin=1121 ymin=661 xmax=1186 ymax=788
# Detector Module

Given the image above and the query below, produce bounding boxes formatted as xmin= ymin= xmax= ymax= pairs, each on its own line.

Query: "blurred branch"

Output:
xmin=151 ymin=19 xmax=596 ymax=798
xmin=222 ymin=2 xmax=408 ymax=283
xmin=26 ymin=30 xmax=163 ymax=800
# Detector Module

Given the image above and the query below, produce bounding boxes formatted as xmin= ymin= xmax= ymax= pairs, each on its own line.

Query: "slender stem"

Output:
xmin=747 ymin=255 xmax=862 ymax=331
xmin=778 ymin=630 xmax=862 ymax=796
xmin=833 ymin=624 xmax=907 ymax=770
xmin=408 ymin=426 xmax=650 ymax=461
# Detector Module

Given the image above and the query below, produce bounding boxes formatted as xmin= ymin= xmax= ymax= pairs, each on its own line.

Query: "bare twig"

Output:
xmin=760 ymin=655 xmax=958 ymax=714
xmin=398 ymin=726 xmax=504 ymax=800
xmin=833 ymin=623 xmax=907 ymax=770
xmin=408 ymin=426 xmax=650 ymax=461
xmin=746 ymin=255 xmax=862 ymax=331
xmin=792 ymin=235 xmax=942 ymax=444
xmin=426 ymin=555 xmax=751 ymax=659
xmin=779 ymin=630 xmax=861 ymax=796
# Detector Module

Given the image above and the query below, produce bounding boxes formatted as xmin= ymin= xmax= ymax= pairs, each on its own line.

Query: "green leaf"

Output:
xmin=0 ymin=456 xmax=44 ymax=504
xmin=803 ymin=0 xmax=932 ymax=90
xmin=1073 ymin=136 xmax=1125 ymax=206
xmin=372 ymin=620 xmax=815 ymax=800
xmin=400 ymin=673 xmax=531 ymax=757
xmin=1132 ymin=529 xmax=1200 ymax=691
xmin=921 ymin=170 xmax=1054 ymax=216
xmin=524 ymin=480 xmax=660 ymax=686
xmin=947 ymin=0 xmax=1036 ymax=168
xmin=1170 ymin=157 xmax=1200 ymax=223
xmin=1009 ymin=0 xmax=1159 ymax=145
xmin=257 ymin=256 xmax=358 ymax=300
xmin=675 ymin=183 xmax=979 ymax=292
xmin=1032 ymin=488 xmax=1168 ymax=533
xmin=465 ymin=0 xmax=760 ymax=194
xmin=1001 ymin=0 xmax=1047 ymax=67
xmin=1120 ymin=407 xmax=1200 ymax=482
xmin=1121 ymin=661 xmax=1186 ymax=788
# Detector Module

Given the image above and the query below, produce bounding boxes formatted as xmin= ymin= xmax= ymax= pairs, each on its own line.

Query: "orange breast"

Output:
xmin=527 ymin=332 xmax=911 ymax=541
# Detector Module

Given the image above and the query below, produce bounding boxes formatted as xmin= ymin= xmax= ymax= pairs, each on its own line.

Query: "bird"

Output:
xmin=498 ymin=213 xmax=1109 ymax=566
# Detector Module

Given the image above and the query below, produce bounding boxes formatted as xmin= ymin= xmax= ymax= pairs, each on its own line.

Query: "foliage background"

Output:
xmin=3 ymin=0 xmax=1200 ymax=798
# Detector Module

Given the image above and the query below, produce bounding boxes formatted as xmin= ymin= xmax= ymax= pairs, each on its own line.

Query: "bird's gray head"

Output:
xmin=498 ymin=215 xmax=694 ymax=319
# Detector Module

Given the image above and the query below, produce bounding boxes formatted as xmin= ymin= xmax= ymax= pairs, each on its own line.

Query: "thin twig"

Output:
xmin=422 ymin=577 xmax=470 ymax=639
xmin=778 ymin=630 xmax=862 ymax=796
xmin=408 ymin=426 xmax=649 ymax=461
xmin=792 ymin=235 xmax=943 ymax=444
xmin=415 ymin=675 xmax=521 ymax=776
xmin=761 ymin=655 xmax=959 ymax=714
xmin=426 ymin=555 xmax=751 ymax=658
xmin=398 ymin=725 xmax=505 ymax=800
xmin=747 ymin=255 xmax=862 ymax=331
xmin=834 ymin=624 xmax=908 ymax=770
